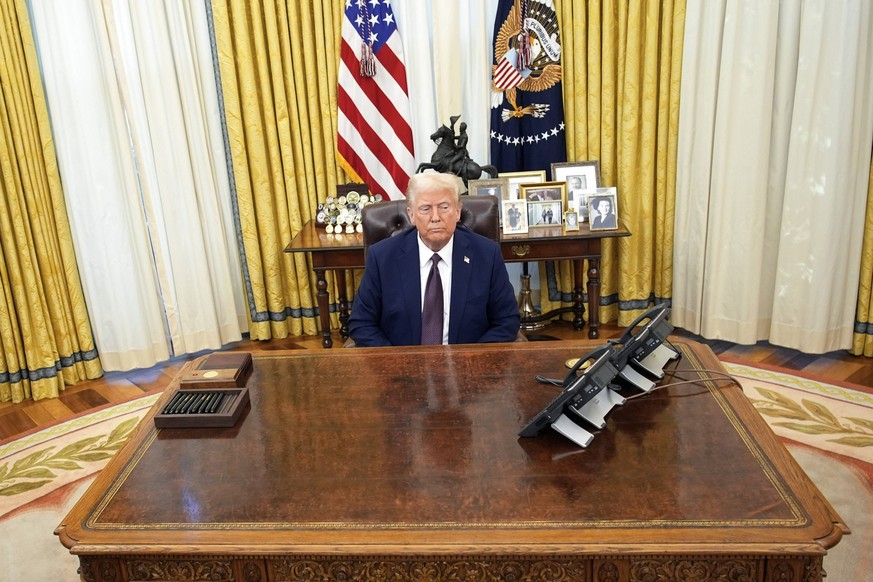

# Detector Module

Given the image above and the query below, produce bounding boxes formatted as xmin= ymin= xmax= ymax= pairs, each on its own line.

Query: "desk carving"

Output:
xmin=77 ymin=553 xmax=798 ymax=582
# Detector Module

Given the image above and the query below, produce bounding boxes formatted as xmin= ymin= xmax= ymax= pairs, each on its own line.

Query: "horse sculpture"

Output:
xmin=415 ymin=117 xmax=498 ymax=189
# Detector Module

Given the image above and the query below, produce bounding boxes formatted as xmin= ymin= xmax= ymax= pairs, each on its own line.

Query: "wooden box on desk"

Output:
xmin=153 ymin=353 xmax=253 ymax=429
xmin=179 ymin=352 xmax=253 ymax=388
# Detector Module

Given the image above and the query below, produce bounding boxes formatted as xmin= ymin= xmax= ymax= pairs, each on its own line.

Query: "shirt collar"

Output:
xmin=417 ymin=234 xmax=454 ymax=267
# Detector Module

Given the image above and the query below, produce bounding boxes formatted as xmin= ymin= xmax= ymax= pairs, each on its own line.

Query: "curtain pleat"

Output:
xmin=0 ymin=0 xmax=102 ymax=404
xmin=543 ymin=0 xmax=685 ymax=326
xmin=852 ymin=151 xmax=873 ymax=356
xmin=28 ymin=0 xmax=248 ymax=371
xmin=673 ymin=1 xmax=873 ymax=353
xmin=211 ymin=0 xmax=349 ymax=340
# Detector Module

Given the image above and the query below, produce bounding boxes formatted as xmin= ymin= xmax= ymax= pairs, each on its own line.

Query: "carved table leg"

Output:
xmin=587 ymin=257 xmax=600 ymax=339
xmin=78 ymin=556 xmax=120 ymax=582
xmin=315 ymin=268 xmax=333 ymax=348
xmin=572 ymin=259 xmax=586 ymax=331
xmin=78 ymin=556 xmax=95 ymax=582
xmin=336 ymin=269 xmax=350 ymax=339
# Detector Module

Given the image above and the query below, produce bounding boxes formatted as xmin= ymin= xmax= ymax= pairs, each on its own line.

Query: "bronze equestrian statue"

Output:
xmin=416 ymin=116 xmax=498 ymax=189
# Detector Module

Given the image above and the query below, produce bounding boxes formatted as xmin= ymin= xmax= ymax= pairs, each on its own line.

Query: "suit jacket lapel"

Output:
xmin=398 ymin=230 xmax=422 ymax=343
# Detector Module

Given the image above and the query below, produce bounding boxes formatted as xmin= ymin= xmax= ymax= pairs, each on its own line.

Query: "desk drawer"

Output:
xmin=502 ymin=237 xmax=600 ymax=262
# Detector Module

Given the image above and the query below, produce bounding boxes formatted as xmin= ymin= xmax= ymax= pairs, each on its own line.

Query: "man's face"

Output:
xmin=407 ymin=187 xmax=462 ymax=251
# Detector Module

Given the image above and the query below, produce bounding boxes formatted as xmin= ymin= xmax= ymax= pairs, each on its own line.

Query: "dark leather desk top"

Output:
xmin=58 ymin=340 xmax=844 ymax=556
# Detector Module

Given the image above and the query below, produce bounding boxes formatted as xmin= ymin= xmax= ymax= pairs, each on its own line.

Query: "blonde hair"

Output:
xmin=406 ymin=173 xmax=464 ymax=207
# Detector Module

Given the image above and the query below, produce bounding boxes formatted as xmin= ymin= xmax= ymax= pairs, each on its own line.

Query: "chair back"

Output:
xmin=361 ymin=195 xmax=500 ymax=250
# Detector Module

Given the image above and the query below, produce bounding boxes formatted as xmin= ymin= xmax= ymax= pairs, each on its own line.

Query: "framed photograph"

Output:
xmin=468 ymin=177 xmax=510 ymax=200
xmin=502 ymin=199 xmax=529 ymax=234
xmin=501 ymin=170 xmax=547 ymax=200
xmin=551 ymin=161 xmax=600 ymax=222
xmin=563 ymin=210 xmax=579 ymax=232
xmin=520 ymin=181 xmax=567 ymax=227
xmin=588 ymin=187 xmax=619 ymax=231
xmin=551 ymin=161 xmax=600 ymax=190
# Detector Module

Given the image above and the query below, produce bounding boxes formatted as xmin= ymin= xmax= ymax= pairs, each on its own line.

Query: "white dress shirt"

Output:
xmin=417 ymin=235 xmax=453 ymax=344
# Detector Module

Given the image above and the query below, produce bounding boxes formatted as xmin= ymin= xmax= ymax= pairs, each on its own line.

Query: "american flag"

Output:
xmin=337 ymin=0 xmax=415 ymax=201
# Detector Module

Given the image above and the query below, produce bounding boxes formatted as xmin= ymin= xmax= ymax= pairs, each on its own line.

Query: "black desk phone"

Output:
xmin=519 ymin=304 xmax=680 ymax=448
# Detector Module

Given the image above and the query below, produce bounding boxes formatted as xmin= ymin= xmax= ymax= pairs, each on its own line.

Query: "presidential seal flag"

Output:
xmin=490 ymin=0 xmax=566 ymax=173
xmin=338 ymin=0 xmax=415 ymax=200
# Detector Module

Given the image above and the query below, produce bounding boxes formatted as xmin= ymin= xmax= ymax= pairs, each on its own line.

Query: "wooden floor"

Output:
xmin=3 ymin=322 xmax=873 ymax=443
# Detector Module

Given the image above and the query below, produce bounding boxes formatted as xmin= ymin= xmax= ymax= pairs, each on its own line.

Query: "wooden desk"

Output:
xmin=57 ymin=341 xmax=845 ymax=582
xmin=285 ymin=220 xmax=630 ymax=347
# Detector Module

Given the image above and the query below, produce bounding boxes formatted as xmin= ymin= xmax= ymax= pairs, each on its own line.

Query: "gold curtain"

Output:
xmin=0 ymin=0 xmax=102 ymax=403
xmin=542 ymin=0 xmax=685 ymax=326
xmin=211 ymin=0 xmax=349 ymax=340
xmin=851 ymin=149 xmax=873 ymax=356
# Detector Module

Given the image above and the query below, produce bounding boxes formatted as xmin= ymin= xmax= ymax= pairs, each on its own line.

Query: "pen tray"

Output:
xmin=153 ymin=387 xmax=249 ymax=429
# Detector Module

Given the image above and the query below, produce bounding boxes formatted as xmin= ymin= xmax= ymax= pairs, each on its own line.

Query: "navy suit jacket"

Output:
xmin=349 ymin=227 xmax=520 ymax=347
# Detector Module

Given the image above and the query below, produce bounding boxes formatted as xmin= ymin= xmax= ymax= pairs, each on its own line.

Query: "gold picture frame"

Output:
xmin=520 ymin=181 xmax=567 ymax=227
xmin=563 ymin=210 xmax=580 ymax=233
xmin=500 ymin=170 xmax=547 ymax=200
xmin=468 ymin=177 xmax=510 ymax=200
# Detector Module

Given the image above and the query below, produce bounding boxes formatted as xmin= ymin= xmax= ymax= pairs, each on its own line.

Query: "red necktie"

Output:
xmin=421 ymin=254 xmax=443 ymax=345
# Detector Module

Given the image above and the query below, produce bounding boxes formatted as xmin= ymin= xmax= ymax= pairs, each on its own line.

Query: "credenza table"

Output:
xmin=284 ymin=220 xmax=630 ymax=347
xmin=56 ymin=340 xmax=845 ymax=582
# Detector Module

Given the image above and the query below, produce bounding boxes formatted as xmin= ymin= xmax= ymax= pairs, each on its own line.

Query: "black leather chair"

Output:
xmin=348 ymin=194 xmax=525 ymax=345
xmin=361 ymin=194 xmax=500 ymax=252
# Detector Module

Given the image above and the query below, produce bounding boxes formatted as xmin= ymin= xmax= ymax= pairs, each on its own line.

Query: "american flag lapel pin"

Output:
xmin=464 ymin=256 xmax=470 ymax=264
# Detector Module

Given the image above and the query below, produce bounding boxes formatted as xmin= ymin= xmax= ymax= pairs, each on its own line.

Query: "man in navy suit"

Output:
xmin=349 ymin=173 xmax=520 ymax=346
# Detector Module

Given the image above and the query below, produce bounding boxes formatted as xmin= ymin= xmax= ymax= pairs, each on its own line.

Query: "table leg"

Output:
xmin=587 ymin=257 xmax=600 ymax=339
xmin=336 ymin=270 xmax=350 ymax=339
xmin=572 ymin=259 xmax=586 ymax=331
xmin=315 ymin=268 xmax=333 ymax=348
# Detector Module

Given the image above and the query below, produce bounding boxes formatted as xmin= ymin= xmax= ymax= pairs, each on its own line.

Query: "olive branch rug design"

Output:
xmin=0 ymin=393 xmax=160 ymax=518
xmin=722 ymin=361 xmax=873 ymax=465
xmin=0 ymin=417 xmax=139 ymax=500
